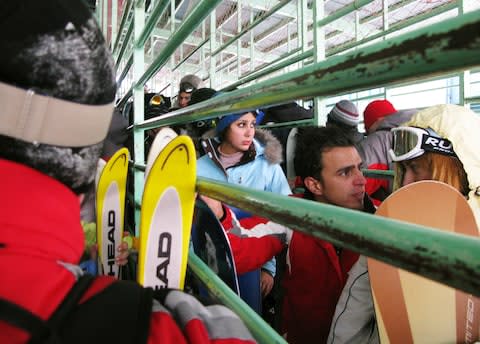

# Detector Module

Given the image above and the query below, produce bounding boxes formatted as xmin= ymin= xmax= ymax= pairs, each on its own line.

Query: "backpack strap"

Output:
xmin=46 ymin=274 xmax=94 ymax=329
xmin=0 ymin=274 xmax=94 ymax=344
xmin=55 ymin=279 xmax=153 ymax=344
xmin=0 ymin=298 xmax=49 ymax=339
xmin=0 ymin=275 xmax=153 ymax=344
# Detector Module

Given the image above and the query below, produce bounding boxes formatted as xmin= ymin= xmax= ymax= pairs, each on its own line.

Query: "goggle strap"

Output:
xmin=420 ymin=135 xmax=457 ymax=157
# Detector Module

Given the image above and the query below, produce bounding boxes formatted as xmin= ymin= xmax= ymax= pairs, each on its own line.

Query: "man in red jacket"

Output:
xmin=0 ymin=1 xmax=254 ymax=343
xmin=211 ymin=126 xmax=375 ymax=343
xmin=280 ymin=126 xmax=375 ymax=344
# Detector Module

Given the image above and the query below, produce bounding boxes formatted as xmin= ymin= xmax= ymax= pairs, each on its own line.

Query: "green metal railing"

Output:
xmin=118 ymin=0 xmax=221 ymax=106
xmin=189 ymin=253 xmax=287 ymax=344
xmin=106 ymin=1 xmax=480 ymax=342
xmin=197 ymin=178 xmax=480 ymax=297
xmin=134 ymin=9 xmax=480 ymax=132
xmin=210 ymin=0 xmax=292 ymax=58
xmin=112 ymin=0 xmax=133 ymax=54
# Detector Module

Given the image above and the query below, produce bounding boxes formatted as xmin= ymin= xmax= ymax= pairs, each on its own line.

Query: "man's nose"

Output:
xmin=355 ymin=169 xmax=366 ymax=185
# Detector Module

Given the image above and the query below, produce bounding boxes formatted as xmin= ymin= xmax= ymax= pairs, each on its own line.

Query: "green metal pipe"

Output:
xmin=117 ymin=54 xmax=133 ymax=86
xmin=240 ymin=47 xmax=302 ymax=78
xmin=117 ymin=88 xmax=133 ymax=110
xmin=260 ymin=118 xmax=313 ymax=129
xmin=466 ymin=95 xmax=480 ymax=103
xmin=135 ymin=0 xmax=170 ymax=49
xmin=316 ymin=0 xmax=375 ymax=27
xmin=135 ymin=0 xmax=222 ymax=88
xmin=328 ymin=1 xmax=459 ymax=56
xmin=134 ymin=10 xmax=480 ymax=131
xmin=222 ymin=48 xmax=309 ymax=91
xmin=113 ymin=0 xmax=133 ymax=54
xmin=133 ymin=162 xmax=146 ymax=171
xmin=362 ymin=169 xmax=395 ymax=178
xmin=188 ymin=253 xmax=287 ymax=344
xmin=220 ymin=0 xmax=456 ymax=82
xmin=196 ymin=178 xmax=480 ymax=297
xmin=172 ymin=37 xmax=210 ymax=72
xmin=115 ymin=23 xmax=133 ymax=68
xmin=210 ymin=0 xmax=292 ymax=58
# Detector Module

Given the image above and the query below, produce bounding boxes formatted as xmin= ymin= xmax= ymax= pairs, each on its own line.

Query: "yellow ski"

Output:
xmin=96 ymin=148 xmax=129 ymax=278
xmin=137 ymin=136 xmax=196 ymax=289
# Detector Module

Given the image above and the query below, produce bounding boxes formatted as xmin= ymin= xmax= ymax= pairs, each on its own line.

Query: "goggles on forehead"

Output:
xmin=389 ymin=126 xmax=457 ymax=162
xmin=179 ymin=81 xmax=196 ymax=93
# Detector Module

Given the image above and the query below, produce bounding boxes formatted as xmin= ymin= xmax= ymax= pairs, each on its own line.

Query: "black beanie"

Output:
xmin=0 ymin=0 xmax=116 ymax=105
xmin=189 ymin=87 xmax=217 ymax=105
xmin=0 ymin=0 xmax=117 ymax=194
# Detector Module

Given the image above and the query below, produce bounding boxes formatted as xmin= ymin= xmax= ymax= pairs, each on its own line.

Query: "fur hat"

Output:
xmin=328 ymin=100 xmax=359 ymax=127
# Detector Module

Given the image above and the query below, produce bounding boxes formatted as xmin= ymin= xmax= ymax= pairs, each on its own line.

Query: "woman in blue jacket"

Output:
xmin=197 ymin=110 xmax=290 ymax=195
xmin=197 ymin=109 xmax=291 ymax=315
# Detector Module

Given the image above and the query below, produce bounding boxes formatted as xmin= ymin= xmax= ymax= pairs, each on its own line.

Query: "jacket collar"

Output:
xmin=201 ymin=137 xmax=257 ymax=175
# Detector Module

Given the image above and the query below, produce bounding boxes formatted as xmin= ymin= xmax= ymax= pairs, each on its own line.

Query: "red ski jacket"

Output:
xmin=220 ymin=194 xmax=375 ymax=344
xmin=221 ymin=206 xmax=287 ymax=275
xmin=0 ymin=159 xmax=255 ymax=344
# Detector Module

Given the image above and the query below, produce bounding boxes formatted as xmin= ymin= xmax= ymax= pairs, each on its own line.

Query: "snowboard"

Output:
xmin=96 ymin=148 xmax=129 ymax=278
xmin=191 ymin=197 xmax=240 ymax=295
xmin=137 ymin=135 xmax=196 ymax=290
xmin=368 ymin=180 xmax=480 ymax=343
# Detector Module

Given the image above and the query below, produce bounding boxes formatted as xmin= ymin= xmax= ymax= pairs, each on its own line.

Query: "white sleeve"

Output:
xmin=328 ymin=255 xmax=379 ymax=344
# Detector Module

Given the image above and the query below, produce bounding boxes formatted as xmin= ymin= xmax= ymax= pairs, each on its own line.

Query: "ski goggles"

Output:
xmin=389 ymin=126 xmax=457 ymax=162
xmin=149 ymin=94 xmax=166 ymax=106
xmin=179 ymin=81 xmax=196 ymax=93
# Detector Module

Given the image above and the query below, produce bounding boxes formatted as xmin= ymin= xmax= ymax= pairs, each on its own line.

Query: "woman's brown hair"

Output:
xmin=394 ymin=153 xmax=469 ymax=196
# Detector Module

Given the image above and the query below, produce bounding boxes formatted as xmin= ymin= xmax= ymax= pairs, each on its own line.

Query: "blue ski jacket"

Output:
xmin=197 ymin=129 xmax=291 ymax=196
xmin=197 ymin=129 xmax=291 ymax=276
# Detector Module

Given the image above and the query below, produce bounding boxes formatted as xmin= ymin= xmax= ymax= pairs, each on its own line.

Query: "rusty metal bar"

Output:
xmin=188 ymin=253 xmax=287 ymax=344
xmin=134 ymin=9 xmax=480 ymax=131
xmin=196 ymin=177 xmax=480 ymax=297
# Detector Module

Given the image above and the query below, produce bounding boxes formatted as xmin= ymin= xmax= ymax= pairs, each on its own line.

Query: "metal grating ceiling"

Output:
xmin=109 ymin=0 xmax=477 ymax=91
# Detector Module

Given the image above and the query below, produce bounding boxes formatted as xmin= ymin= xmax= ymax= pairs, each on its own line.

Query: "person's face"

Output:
xmin=400 ymin=156 xmax=432 ymax=186
xmin=220 ymin=113 xmax=256 ymax=154
xmin=307 ymin=146 xmax=366 ymax=210
xmin=178 ymin=91 xmax=191 ymax=108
